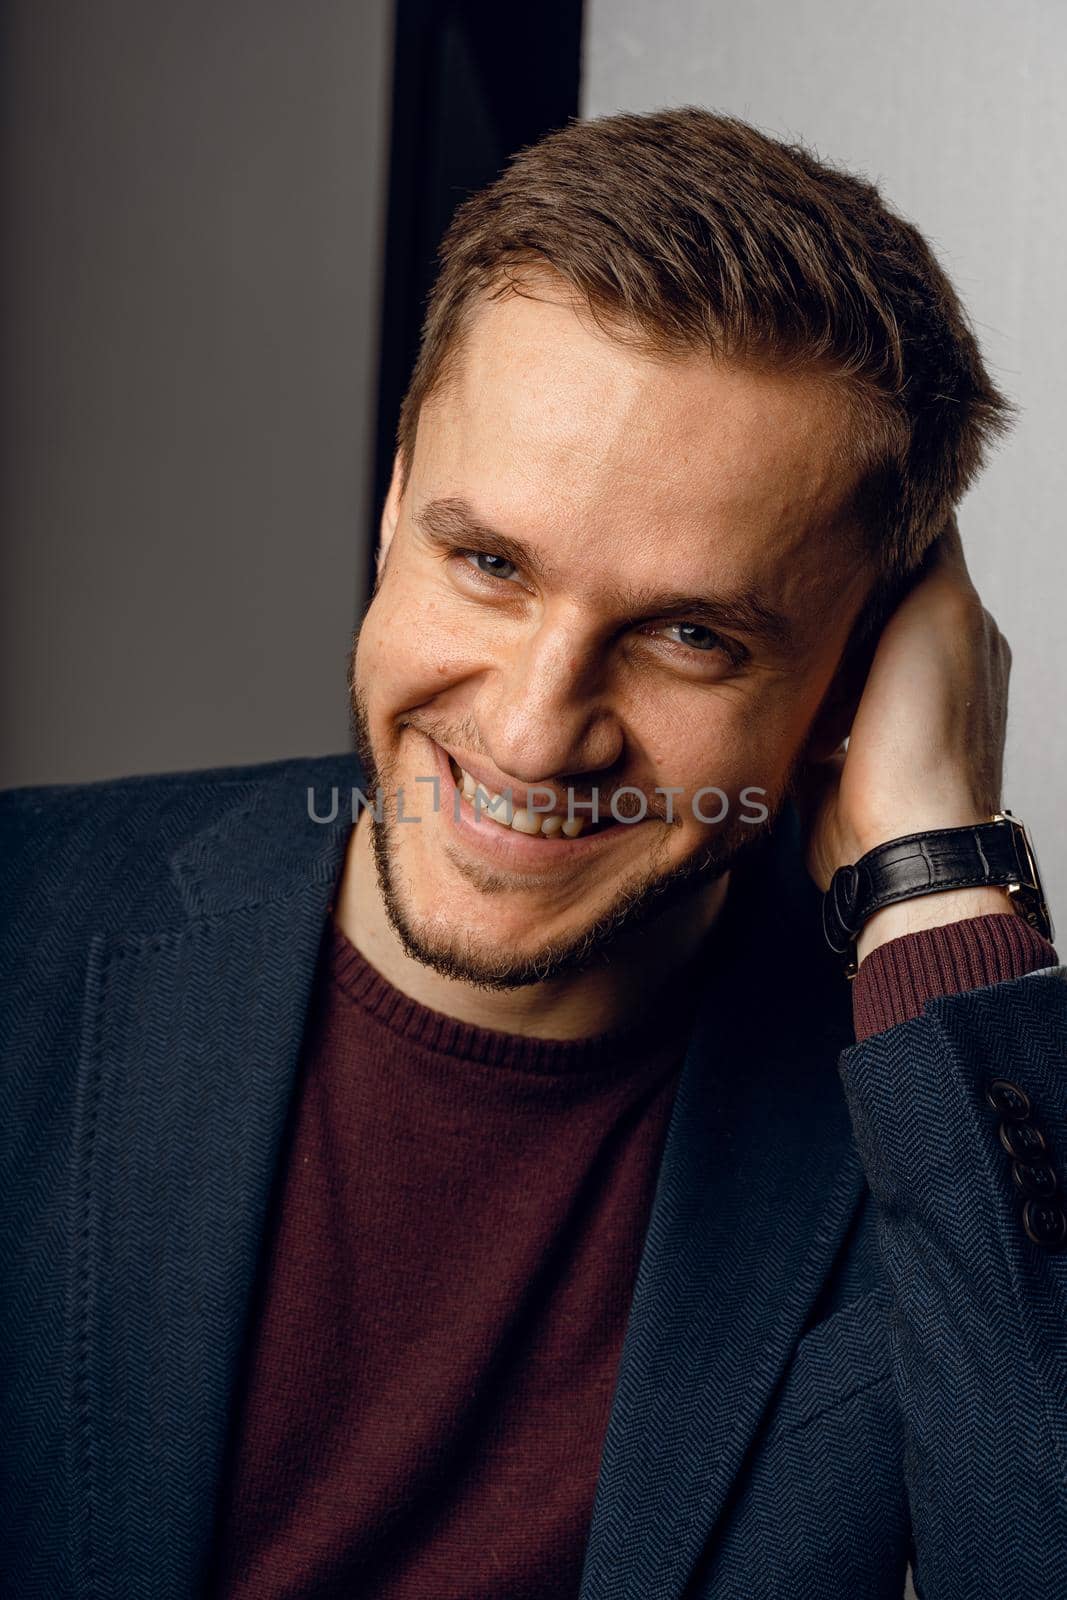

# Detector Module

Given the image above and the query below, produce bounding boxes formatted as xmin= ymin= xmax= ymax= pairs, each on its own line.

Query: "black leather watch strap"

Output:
xmin=822 ymin=811 xmax=1054 ymax=978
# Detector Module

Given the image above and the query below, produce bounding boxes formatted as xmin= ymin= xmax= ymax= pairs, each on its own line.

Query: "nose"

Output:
xmin=473 ymin=620 xmax=623 ymax=785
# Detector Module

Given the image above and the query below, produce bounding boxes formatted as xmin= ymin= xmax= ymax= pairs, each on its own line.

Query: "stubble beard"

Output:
xmin=349 ymin=672 xmax=790 ymax=993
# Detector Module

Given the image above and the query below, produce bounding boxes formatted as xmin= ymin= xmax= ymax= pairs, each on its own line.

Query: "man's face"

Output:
xmin=351 ymin=285 xmax=873 ymax=989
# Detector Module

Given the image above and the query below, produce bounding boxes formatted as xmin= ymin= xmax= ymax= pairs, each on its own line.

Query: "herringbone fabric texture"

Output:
xmin=3 ymin=754 xmax=1066 ymax=1599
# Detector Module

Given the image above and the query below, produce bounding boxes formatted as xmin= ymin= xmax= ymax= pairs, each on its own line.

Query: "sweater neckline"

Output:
xmin=324 ymin=917 xmax=706 ymax=1078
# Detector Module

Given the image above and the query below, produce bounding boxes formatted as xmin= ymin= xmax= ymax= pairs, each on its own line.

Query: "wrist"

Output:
xmin=823 ymin=811 xmax=1053 ymax=978
xmin=846 ymin=802 xmax=994 ymax=863
xmin=855 ymin=885 xmax=1016 ymax=965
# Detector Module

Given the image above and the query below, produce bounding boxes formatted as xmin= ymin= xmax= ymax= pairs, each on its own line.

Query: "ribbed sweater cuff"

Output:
xmin=852 ymin=912 xmax=1059 ymax=1042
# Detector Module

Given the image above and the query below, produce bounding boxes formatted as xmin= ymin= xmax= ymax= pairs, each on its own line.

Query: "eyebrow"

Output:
xmin=412 ymin=496 xmax=798 ymax=655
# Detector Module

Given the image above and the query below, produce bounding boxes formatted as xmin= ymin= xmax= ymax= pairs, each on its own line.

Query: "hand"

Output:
xmin=796 ymin=513 xmax=1013 ymax=911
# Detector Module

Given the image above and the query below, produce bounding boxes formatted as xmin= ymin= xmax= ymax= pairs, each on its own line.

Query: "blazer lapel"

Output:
xmin=579 ymin=807 xmax=865 ymax=1600
xmin=68 ymin=765 xmax=858 ymax=1600
xmin=68 ymin=767 xmax=354 ymax=1598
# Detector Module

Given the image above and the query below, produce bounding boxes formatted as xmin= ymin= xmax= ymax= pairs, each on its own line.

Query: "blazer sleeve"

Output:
xmin=837 ymin=935 xmax=1067 ymax=1600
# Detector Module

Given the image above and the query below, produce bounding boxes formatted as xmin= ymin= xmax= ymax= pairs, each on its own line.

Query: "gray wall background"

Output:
xmin=583 ymin=0 xmax=1067 ymax=931
xmin=1 ymin=0 xmax=391 ymax=789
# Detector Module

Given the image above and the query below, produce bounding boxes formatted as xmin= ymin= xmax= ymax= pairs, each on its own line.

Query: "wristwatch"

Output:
xmin=823 ymin=810 xmax=1055 ymax=979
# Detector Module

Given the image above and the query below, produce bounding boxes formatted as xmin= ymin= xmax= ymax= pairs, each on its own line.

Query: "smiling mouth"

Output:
xmin=445 ymin=755 xmax=625 ymax=839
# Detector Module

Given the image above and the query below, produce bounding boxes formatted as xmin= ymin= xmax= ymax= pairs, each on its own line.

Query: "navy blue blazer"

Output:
xmin=3 ymin=751 xmax=1067 ymax=1599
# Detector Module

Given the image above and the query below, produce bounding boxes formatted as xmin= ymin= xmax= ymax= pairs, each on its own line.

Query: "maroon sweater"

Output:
xmin=208 ymin=910 xmax=1056 ymax=1599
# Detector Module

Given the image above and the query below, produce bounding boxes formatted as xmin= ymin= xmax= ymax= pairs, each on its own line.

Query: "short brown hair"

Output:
xmin=397 ymin=107 xmax=1015 ymax=589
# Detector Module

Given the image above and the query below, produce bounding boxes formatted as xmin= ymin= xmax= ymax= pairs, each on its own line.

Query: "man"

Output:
xmin=2 ymin=107 xmax=1064 ymax=1599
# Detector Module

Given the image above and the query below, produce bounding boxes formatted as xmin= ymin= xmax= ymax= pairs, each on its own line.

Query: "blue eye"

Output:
xmin=667 ymin=623 xmax=719 ymax=651
xmin=654 ymin=622 xmax=747 ymax=669
xmin=465 ymin=551 xmax=518 ymax=581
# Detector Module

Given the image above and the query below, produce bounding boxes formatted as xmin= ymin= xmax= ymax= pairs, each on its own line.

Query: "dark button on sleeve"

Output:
xmin=1012 ymin=1160 xmax=1059 ymax=1200
xmin=1023 ymin=1200 xmax=1067 ymax=1249
xmin=999 ymin=1121 xmax=1048 ymax=1159
xmin=986 ymin=1079 xmax=1032 ymax=1121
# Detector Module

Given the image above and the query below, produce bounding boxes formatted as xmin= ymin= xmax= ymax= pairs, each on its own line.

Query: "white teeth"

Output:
xmin=471 ymin=782 xmax=513 ymax=828
xmin=477 ymin=788 xmax=513 ymax=823
xmin=452 ymin=763 xmax=592 ymax=838
xmin=510 ymin=808 xmax=542 ymax=835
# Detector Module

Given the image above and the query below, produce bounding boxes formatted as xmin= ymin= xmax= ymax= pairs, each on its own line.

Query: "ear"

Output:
xmin=375 ymin=451 xmax=406 ymax=585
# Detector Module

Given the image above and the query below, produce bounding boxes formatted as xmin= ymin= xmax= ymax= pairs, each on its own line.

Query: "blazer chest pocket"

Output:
xmin=697 ymin=1288 xmax=909 ymax=1598
xmin=766 ymin=1286 xmax=895 ymax=1441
